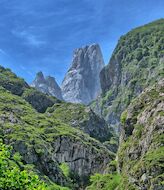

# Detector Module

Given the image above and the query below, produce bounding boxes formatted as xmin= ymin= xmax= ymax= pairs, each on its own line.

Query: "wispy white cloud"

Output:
xmin=0 ymin=49 xmax=7 ymax=56
xmin=20 ymin=65 xmax=26 ymax=70
xmin=19 ymin=65 xmax=35 ymax=78
xmin=12 ymin=30 xmax=46 ymax=47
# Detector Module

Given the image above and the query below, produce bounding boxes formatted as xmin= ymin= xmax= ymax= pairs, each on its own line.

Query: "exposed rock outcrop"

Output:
xmin=31 ymin=72 xmax=63 ymax=100
xmin=22 ymin=88 xmax=61 ymax=113
xmin=61 ymin=44 xmax=105 ymax=105
xmin=53 ymin=135 xmax=114 ymax=187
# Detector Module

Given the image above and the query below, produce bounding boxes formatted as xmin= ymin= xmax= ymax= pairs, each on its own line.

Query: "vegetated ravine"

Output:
xmin=0 ymin=19 xmax=163 ymax=190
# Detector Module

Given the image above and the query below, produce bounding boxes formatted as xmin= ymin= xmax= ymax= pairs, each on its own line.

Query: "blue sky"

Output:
xmin=0 ymin=0 xmax=164 ymax=85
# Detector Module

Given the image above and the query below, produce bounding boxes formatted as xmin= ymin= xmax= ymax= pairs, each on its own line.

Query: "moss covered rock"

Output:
xmin=46 ymin=102 xmax=113 ymax=142
xmin=0 ymin=66 xmax=29 ymax=96
xmin=22 ymin=88 xmax=60 ymax=113
xmin=118 ymin=79 xmax=164 ymax=189
xmin=91 ymin=19 xmax=164 ymax=130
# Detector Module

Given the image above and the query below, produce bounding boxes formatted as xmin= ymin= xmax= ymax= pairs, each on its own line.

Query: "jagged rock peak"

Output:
xmin=61 ymin=43 xmax=105 ymax=105
xmin=31 ymin=72 xmax=63 ymax=100
xmin=36 ymin=71 xmax=44 ymax=79
xmin=33 ymin=71 xmax=46 ymax=84
xmin=46 ymin=76 xmax=58 ymax=87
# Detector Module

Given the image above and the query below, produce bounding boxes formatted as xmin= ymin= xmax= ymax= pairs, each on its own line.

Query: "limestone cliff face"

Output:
xmin=118 ymin=79 xmax=164 ymax=190
xmin=61 ymin=44 xmax=105 ymax=105
xmin=31 ymin=72 xmax=63 ymax=100
xmin=91 ymin=19 xmax=164 ymax=130
xmin=52 ymin=135 xmax=114 ymax=187
xmin=9 ymin=134 xmax=113 ymax=188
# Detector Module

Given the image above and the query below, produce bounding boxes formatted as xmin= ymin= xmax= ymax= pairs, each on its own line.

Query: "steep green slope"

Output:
xmin=0 ymin=65 xmax=113 ymax=142
xmin=0 ymin=86 xmax=114 ymax=188
xmin=91 ymin=19 xmax=164 ymax=129
xmin=118 ymin=78 xmax=164 ymax=189
xmin=0 ymin=66 xmax=28 ymax=96
xmin=87 ymin=79 xmax=164 ymax=190
xmin=46 ymin=102 xmax=114 ymax=142
xmin=0 ymin=66 xmax=58 ymax=113
xmin=0 ymin=86 xmax=69 ymax=186
xmin=0 ymin=66 xmax=115 ymax=189
xmin=87 ymin=19 xmax=164 ymax=190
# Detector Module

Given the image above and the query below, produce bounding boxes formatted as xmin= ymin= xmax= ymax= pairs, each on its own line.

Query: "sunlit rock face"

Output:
xmin=31 ymin=72 xmax=63 ymax=100
xmin=61 ymin=44 xmax=105 ymax=105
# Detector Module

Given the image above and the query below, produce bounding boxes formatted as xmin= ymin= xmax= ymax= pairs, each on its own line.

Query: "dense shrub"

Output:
xmin=0 ymin=140 xmax=69 ymax=190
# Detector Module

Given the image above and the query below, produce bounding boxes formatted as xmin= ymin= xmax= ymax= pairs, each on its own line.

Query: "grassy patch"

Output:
xmin=60 ymin=163 xmax=70 ymax=178
xmin=86 ymin=173 xmax=121 ymax=190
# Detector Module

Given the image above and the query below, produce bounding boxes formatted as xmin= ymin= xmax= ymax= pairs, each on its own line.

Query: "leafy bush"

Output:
xmin=120 ymin=111 xmax=127 ymax=125
xmin=0 ymin=140 xmax=69 ymax=190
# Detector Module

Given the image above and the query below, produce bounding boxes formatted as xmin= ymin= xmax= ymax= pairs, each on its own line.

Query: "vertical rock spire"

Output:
xmin=61 ymin=44 xmax=105 ymax=104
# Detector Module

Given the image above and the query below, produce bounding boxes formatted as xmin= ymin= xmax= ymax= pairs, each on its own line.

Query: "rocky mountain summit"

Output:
xmin=31 ymin=71 xmax=63 ymax=100
xmin=61 ymin=44 xmax=105 ymax=105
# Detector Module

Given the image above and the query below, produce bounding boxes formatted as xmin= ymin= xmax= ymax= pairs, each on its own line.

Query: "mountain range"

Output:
xmin=31 ymin=44 xmax=104 ymax=105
